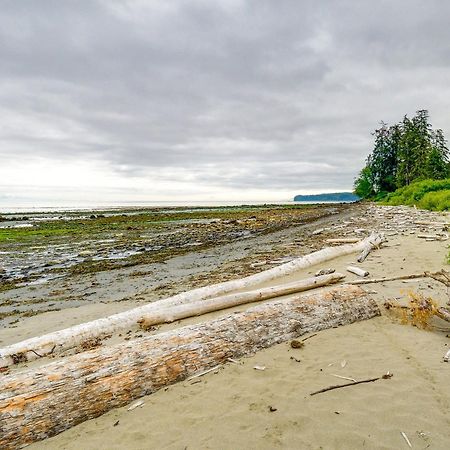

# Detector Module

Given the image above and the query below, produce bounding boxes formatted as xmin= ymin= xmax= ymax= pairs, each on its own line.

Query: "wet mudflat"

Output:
xmin=0 ymin=203 xmax=349 ymax=324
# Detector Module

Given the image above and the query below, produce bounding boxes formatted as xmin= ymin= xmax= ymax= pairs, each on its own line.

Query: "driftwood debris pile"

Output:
xmin=315 ymin=204 xmax=448 ymax=241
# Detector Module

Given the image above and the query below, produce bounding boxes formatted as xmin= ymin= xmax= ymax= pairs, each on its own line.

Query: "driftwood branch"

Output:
xmin=0 ymin=233 xmax=384 ymax=368
xmin=0 ymin=285 xmax=380 ymax=449
xmin=347 ymin=270 xmax=448 ymax=286
xmin=310 ymin=373 xmax=393 ymax=396
xmin=357 ymin=233 xmax=386 ymax=263
xmin=425 ymin=269 xmax=450 ymax=287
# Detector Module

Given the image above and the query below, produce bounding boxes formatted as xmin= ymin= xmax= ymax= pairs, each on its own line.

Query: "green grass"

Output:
xmin=380 ymin=178 xmax=450 ymax=211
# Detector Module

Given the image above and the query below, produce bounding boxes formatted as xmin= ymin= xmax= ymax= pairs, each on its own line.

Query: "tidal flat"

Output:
xmin=0 ymin=203 xmax=349 ymax=325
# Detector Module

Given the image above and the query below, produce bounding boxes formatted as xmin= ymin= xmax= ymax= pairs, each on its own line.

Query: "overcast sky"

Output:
xmin=1 ymin=0 xmax=450 ymax=207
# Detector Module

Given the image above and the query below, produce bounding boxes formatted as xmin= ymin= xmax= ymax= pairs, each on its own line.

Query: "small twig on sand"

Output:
xmin=301 ymin=333 xmax=318 ymax=342
xmin=425 ymin=269 xmax=450 ymax=287
xmin=310 ymin=373 xmax=393 ymax=396
xmin=186 ymin=365 xmax=221 ymax=381
xmin=330 ymin=374 xmax=357 ymax=382
xmin=29 ymin=344 xmax=58 ymax=359
xmin=48 ymin=344 xmax=57 ymax=355
xmin=401 ymin=431 xmax=412 ymax=448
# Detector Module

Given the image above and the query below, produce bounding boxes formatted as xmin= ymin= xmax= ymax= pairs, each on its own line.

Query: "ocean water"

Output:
xmin=0 ymin=200 xmax=353 ymax=215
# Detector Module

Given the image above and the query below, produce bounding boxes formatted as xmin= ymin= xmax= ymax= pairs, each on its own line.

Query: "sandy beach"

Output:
xmin=1 ymin=203 xmax=449 ymax=449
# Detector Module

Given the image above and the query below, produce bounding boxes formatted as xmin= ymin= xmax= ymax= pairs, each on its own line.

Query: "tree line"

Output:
xmin=354 ymin=110 xmax=449 ymax=198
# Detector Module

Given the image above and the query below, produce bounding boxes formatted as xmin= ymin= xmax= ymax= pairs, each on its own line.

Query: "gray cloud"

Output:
xmin=1 ymin=0 xmax=450 ymax=203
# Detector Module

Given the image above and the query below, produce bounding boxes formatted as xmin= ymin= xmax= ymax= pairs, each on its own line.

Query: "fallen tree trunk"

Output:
xmin=0 ymin=285 xmax=379 ymax=449
xmin=138 ymin=272 xmax=345 ymax=328
xmin=0 ymin=233 xmax=384 ymax=368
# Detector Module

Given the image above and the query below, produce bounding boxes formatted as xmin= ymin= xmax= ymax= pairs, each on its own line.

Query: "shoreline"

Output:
xmin=0 ymin=203 xmax=351 ymax=327
xmin=1 ymin=203 xmax=449 ymax=449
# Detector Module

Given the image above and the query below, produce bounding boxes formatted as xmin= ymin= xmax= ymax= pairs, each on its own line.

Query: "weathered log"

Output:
xmin=0 ymin=233 xmax=384 ymax=368
xmin=138 ymin=272 xmax=346 ymax=328
xmin=0 ymin=285 xmax=379 ymax=449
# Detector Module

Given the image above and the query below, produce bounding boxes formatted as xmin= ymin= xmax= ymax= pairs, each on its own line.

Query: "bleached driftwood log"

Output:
xmin=0 ymin=233 xmax=384 ymax=368
xmin=138 ymin=272 xmax=345 ymax=328
xmin=0 ymin=285 xmax=379 ymax=449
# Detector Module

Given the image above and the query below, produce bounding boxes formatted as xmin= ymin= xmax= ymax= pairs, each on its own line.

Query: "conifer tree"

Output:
xmin=354 ymin=109 xmax=449 ymax=198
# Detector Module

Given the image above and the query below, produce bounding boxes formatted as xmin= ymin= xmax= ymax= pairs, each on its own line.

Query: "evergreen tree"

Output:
xmin=369 ymin=122 xmax=399 ymax=192
xmin=397 ymin=110 xmax=432 ymax=185
xmin=355 ymin=109 xmax=449 ymax=199
xmin=426 ymin=128 xmax=449 ymax=179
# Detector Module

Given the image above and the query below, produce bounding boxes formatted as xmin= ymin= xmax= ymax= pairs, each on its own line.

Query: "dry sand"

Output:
xmin=2 ymin=204 xmax=450 ymax=449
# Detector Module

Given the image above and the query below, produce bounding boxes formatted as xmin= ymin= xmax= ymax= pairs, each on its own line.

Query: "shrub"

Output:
xmin=381 ymin=178 xmax=450 ymax=211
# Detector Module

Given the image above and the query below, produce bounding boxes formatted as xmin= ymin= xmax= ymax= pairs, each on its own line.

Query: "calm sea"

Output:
xmin=0 ymin=200 xmax=356 ymax=215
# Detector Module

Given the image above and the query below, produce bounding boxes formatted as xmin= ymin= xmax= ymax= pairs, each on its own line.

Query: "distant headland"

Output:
xmin=293 ymin=192 xmax=360 ymax=202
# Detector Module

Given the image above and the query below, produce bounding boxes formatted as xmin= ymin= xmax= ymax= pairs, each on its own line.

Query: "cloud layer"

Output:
xmin=1 ymin=0 xmax=450 ymax=205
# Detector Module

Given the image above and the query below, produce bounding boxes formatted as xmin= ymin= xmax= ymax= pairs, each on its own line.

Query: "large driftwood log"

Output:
xmin=138 ymin=272 xmax=345 ymax=328
xmin=0 ymin=285 xmax=379 ymax=449
xmin=0 ymin=233 xmax=384 ymax=368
